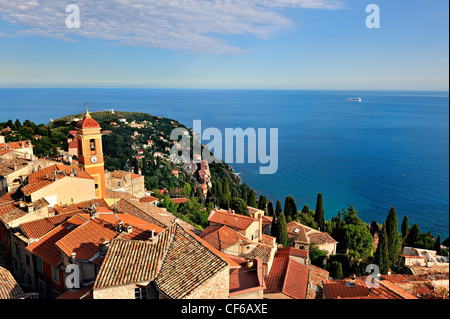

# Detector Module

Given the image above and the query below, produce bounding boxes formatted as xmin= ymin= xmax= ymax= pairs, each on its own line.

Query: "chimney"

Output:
xmin=116 ymin=220 xmax=124 ymax=232
xmin=99 ymin=241 xmax=109 ymax=257
xmin=258 ymin=214 xmax=263 ymax=242
xmin=71 ymin=252 xmax=77 ymax=263
xmin=149 ymin=229 xmax=158 ymax=244
xmin=348 ymin=274 xmax=357 ymax=287
xmin=246 ymin=260 xmax=254 ymax=269
xmin=127 ymin=225 xmax=132 ymax=234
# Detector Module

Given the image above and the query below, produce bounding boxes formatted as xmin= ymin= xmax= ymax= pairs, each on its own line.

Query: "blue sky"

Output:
xmin=0 ymin=0 xmax=448 ymax=90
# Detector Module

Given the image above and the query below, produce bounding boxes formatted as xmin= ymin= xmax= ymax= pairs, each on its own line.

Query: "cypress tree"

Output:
xmin=406 ymin=224 xmax=421 ymax=248
xmin=231 ymin=187 xmax=239 ymax=199
xmin=271 ymin=215 xmax=278 ymax=238
xmin=221 ymin=178 xmax=231 ymax=210
xmin=240 ymin=185 xmax=248 ymax=204
xmin=401 ymin=216 xmax=409 ymax=239
xmin=374 ymin=223 xmax=390 ymax=275
xmin=435 ymin=235 xmax=441 ymax=255
xmin=275 ymin=200 xmax=282 ymax=216
xmin=276 ymin=213 xmax=289 ymax=247
xmin=385 ymin=207 xmax=399 ymax=269
xmin=331 ymin=261 xmax=343 ymax=279
xmin=247 ymin=189 xmax=257 ymax=208
xmin=314 ymin=193 xmax=325 ymax=231
xmin=258 ymin=195 xmax=267 ymax=213
xmin=267 ymin=201 xmax=274 ymax=216
xmin=284 ymin=195 xmax=297 ymax=220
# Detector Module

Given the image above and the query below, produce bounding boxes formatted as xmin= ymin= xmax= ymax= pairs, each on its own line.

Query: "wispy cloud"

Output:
xmin=0 ymin=0 xmax=344 ymax=54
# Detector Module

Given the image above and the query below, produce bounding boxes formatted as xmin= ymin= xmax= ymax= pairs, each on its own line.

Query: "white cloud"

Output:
xmin=0 ymin=0 xmax=344 ymax=54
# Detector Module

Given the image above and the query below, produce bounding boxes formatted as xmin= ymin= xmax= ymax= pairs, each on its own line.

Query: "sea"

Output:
xmin=0 ymin=89 xmax=448 ymax=238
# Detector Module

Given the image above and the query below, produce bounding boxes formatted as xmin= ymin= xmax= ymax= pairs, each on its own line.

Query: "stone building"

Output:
xmin=93 ymin=222 xmax=236 ymax=299
xmin=105 ymin=170 xmax=145 ymax=198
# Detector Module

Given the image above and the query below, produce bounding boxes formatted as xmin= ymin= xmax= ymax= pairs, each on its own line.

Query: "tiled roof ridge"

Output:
xmin=183 ymin=224 xmax=232 ymax=269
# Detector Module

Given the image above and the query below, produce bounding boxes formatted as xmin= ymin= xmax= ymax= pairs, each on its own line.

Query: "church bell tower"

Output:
xmin=75 ymin=101 xmax=106 ymax=199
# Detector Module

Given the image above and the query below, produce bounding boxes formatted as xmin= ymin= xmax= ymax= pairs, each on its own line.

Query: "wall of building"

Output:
xmin=185 ymin=267 xmax=229 ymax=299
xmin=30 ymin=176 xmax=95 ymax=207
xmin=93 ymin=281 xmax=150 ymax=299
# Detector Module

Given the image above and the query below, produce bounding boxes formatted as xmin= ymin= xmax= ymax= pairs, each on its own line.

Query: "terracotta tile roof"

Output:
xmin=95 ymin=213 xmax=164 ymax=234
xmin=0 ymin=158 xmax=30 ymax=176
xmin=26 ymin=215 xmax=87 ymax=267
xmin=277 ymin=246 xmax=308 ymax=259
xmin=0 ymin=266 xmax=25 ymax=299
xmin=116 ymin=199 xmax=202 ymax=235
xmin=76 ymin=116 xmax=100 ymax=129
xmin=20 ymin=212 xmax=80 ymax=239
xmin=199 ymin=225 xmax=246 ymax=251
xmin=322 ymin=278 xmax=369 ymax=299
xmin=242 ymin=244 xmax=273 ymax=264
xmin=229 ymin=256 xmax=265 ymax=295
xmin=208 ymin=209 xmax=256 ymax=230
xmin=0 ymin=140 xmax=32 ymax=151
xmin=307 ymin=264 xmax=329 ymax=299
xmin=309 ymin=232 xmax=338 ymax=245
xmin=22 ymin=164 xmax=93 ymax=196
xmin=55 ymin=218 xmax=118 ymax=262
xmin=283 ymin=259 xmax=309 ymax=299
xmin=94 ymin=223 xmax=231 ymax=299
xmin=287 ymin=221 xmax=338 ymax=245
xmin=0 ymin=202 xmax=27 ymax=225
xmin=56 ymin=285 xmax=93 ymax=299
xmin=53 ymin=198 xmax=110 ymax=215
xmin=264 ymin=251 xmax=309 ymax=299
xmin=139 ymin=196 xmax=159 ymax=203
xmin=171 ymin=197 xmax=188 ymax=205
xmin=0 ymin=190 xmax=24 ymax=205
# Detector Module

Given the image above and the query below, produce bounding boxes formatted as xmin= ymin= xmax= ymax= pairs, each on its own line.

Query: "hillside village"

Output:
xmin=0 ymin=110 xmax=448 ymax=300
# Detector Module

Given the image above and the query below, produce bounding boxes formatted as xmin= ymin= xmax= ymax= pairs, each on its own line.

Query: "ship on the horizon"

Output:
xmin=347 ymin=97 xmax=362 ymax=102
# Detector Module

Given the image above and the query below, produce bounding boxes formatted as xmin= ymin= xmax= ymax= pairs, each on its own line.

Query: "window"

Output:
xmin=90 ymin=139 xmax=96 ymax=151
xmin=117 ymin=182 xmax=121 ymax=188
xmin=36 ymin=257 xmax=43 ymax=273
xmin=134 ymin=287 xmax=148 ymax=299
xmin=25 ymin=254 xmax=30 ymax=266
xmin=52 ymin=266 xmax=59 ymax=284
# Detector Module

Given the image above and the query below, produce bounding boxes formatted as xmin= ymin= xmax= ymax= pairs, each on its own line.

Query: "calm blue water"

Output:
xmin=0 ymin=89 xmax=448 ymax=238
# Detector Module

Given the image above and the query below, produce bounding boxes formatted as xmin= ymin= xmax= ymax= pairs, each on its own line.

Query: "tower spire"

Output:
xmin=84 ymin=100 xmax=91 ymax=118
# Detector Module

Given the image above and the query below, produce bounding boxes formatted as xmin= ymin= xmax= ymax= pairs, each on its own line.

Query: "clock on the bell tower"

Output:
xmin=75 ymin=102 xmax=106 ymax=199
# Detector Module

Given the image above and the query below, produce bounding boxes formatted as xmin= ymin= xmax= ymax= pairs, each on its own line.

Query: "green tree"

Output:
xmin=331 ymin=261 xmax=344 ymax=279
xmin=275 ymin=200 xmax=282 ymax=216
xmin=370 ymin=221 xmax=380 ymax=236
xmin=342 ymin=223 xmax=373 ymax=261
xmin=374 ymin=223 xmax=390 ymax=275
xmin=183 ymin=182 xmax=192 ymax=197
xmin=435 ymin=235 xmax=442 ymax=255
xmin=406 ymin=224 xmax=421 ymax=247
xmin=271 ymin=215 xmax=278 ymax=238
xmin=267 ymin=201 xmax=274 ymax=216
xmin=283 ymin=195 xmax=297 ymax=220
xmin=247 ymin=189 xmax=257 ymax=208
xmin=221 ymin=178 xmax=231 ymax=210
xmin=258 ymin=195 xmax=268 ymax=213
xmin=385 ymin=207 xmax=400 ymax=269
xmin=309 ymin=242 xmax=327 ymax=267
xmin=314 ymin=193 xmax=325 ymax=231
xmin=230 ymin=197 xmax=250 ymax=216
xmin=276 ymin=213 xmax=289 ymax=247
xmin=401 ymin=215 xmax=409 ymax=239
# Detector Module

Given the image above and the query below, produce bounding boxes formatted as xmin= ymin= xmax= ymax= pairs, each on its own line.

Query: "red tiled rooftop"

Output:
xmin=139 ymin=196 xmax=159 ymax=203
xmin=208 ymin=209 xmax=256 ymax=230
xmin=264 ymin=252 xmax=309 ymax=299
xmin=55 ymin=218 xmax=118 ymax=262
xmin=22 ymin=164 xmax=93 ymax=196
xmin=26 ymin=215 xmax=87 ymax=267
xmin=200 ymin=225 xmax=246 ymax=251
xmin=76 ymin=116 xmax=100 ymax=129
xmin=171 ymin=198 xmax=188 ymax=205
xmin=20 ymin=212 xmax=80 ymax=240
